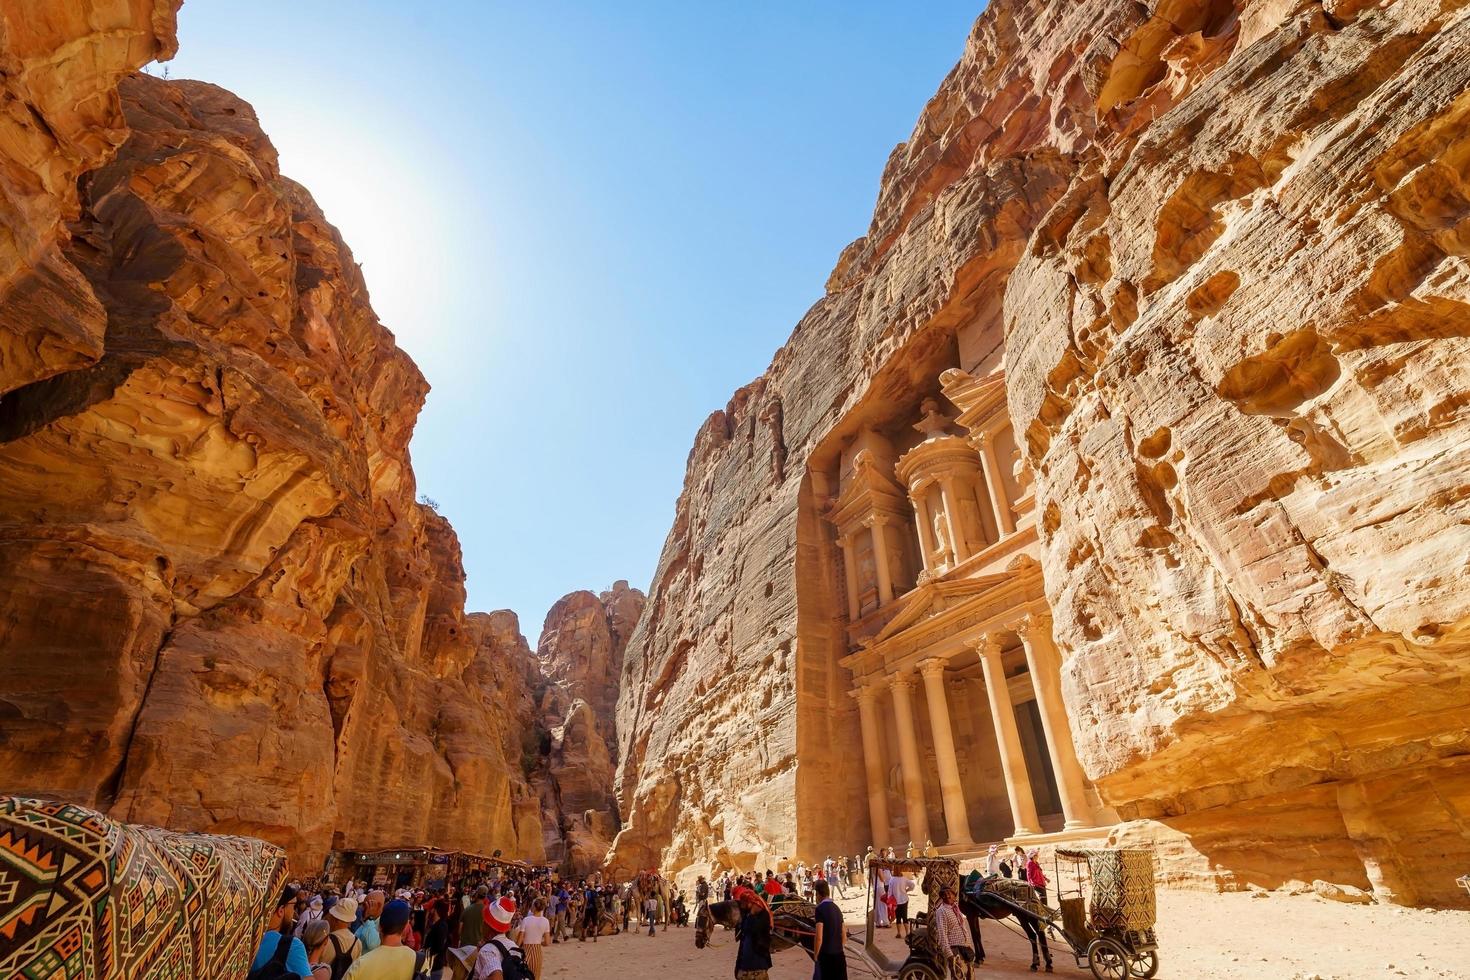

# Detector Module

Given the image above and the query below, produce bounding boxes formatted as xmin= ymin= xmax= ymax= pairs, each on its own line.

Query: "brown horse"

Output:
xmin=694 ymin=899 xmax=815 ymax=955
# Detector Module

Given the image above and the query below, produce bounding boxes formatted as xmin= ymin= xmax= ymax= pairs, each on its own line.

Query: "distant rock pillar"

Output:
xmin=837 ymin=533 xmax=861 ymax=621
xmin=868 ymin=516 xmax=895 ymax=605
xmin=919 ymin=658 xmax=974 ymax=847
xmin=887 ymin=671 xmax=932 ymax=844
xmin=851 ymin=685 xmax=893 ymax=847
xmin=1018 ymin=611 xmax=1094 ymax=830
xmin=977 ymin=430 xmax=1015 ymax=537
xmin=976 ymin=634 xmax=1041 ymax=836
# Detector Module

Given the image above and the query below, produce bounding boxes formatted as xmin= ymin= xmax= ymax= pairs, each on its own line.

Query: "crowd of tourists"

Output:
xmin=247 ymin=866 xmax=690 ymax=980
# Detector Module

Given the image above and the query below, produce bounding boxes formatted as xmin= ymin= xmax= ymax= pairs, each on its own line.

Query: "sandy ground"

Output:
xmin=531 ymin=888 xmax=1470 ymax=979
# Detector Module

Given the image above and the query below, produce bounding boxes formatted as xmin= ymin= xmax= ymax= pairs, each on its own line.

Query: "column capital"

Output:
xmin=918 ymin=657 xmax=950 ymax=680
xmin=869 ymin=512 xmax=891 ymax=528
xmin=975 ymin=632 xmax=1004 ymax=657
xmin=888 ymin=670 xmax=918 ymax=694
xmin=849 ymin=682 xmax=882 ymax=705
xmin=1016 ymin=609 xmax=1054 ymax=640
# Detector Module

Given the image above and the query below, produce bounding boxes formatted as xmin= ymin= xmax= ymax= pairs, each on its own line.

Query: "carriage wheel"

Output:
xmin=1087 ymin=937 xmax=1130 ymax=980
xmin=1128 ymin=950 xmax=1160 ymax=978
xmin=898 ymin=961 xmax=945 ymax=980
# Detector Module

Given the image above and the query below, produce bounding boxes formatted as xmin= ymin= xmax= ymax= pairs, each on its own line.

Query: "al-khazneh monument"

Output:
xmin=607 ymin=0 xmax=1470 ymax=910
xmin=0 ymin=0 xmax=1467 ymax=911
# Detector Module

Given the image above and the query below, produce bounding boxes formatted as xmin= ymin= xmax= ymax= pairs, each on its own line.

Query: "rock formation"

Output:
xmin=531 ymin=582 xmax=645 ymax=873
xmin=0 ymin=5 xmax=545 ymax=871
xmin=612 ymin=0 xmax=1470 ymax=909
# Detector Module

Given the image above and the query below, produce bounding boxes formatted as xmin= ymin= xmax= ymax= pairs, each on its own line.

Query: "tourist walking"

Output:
xmin=1026 ymin=849 xmax=1049 ymax=905
xmin=1011 ymin=845 xmax=1027 ymax=881
xmin=422 ymin=898 xmax=450 ymax=980
xmin=460 ymin=887 xmax=488 ymax=949
xmin=931 ymin=887 xmax=975 ymax=980
xmin=872 ymin=870 xmax=890 ymax=929
xmin=355 ymin=891 xmax=386 ymax=954
xmin=325 ymin=896 xmax=361 ymax=979
xmin=733 ymin=886 xmax=773 ymax=980
xmin=343 ymin=899 xmax=414 ymax=979
xmin=250 ymin=885 xmax=312 ymax=980
xmin=512 ymin=897 xmax=550 ymax=978
xmin=300 ymin=919 xmax=334 ymax=978
xmin=645 ymin=891 xmax=658 ymax=936
xmin=887 ymin=869 xmax=915 ymax=939
xmin=474 ymin=896 xmax=525 ymax=980
xmin=811 ymin=879 xmax=847 ymax=980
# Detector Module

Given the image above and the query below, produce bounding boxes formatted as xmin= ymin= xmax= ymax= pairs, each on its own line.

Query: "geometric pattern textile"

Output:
xmin=0 ymin=797 xmax=287 ymax=979
xmin=1073 ymin=848 xmax=1156 ymax=933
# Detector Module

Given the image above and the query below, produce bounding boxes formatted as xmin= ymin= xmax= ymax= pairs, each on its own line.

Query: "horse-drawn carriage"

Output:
xmin=695 ymin=847 xmax=1159 ymax=980
xmin=860 ymin=850 xmax=1159 ymax=980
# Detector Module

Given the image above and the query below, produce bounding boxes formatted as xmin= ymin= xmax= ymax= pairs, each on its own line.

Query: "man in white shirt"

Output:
xmin=887 ymin=871 xmax=915 ymax=939
xmin=474 ymin=897 xmax=521 ymax=980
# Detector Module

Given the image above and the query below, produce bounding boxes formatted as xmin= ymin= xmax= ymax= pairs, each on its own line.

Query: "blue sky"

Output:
xmin=163 ymin=2 xmax=981 ymax=629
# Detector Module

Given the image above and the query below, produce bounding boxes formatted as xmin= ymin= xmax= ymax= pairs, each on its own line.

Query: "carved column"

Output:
xmin=851 ymin=684 xmax=892 ymax=846
xmin=937 ymin=474 xmax=971 ymax=561
xmin=976 ymin=634 xmax=1041 ymax=836
xmin=837 ymin=533 xmax=860 ymax=621
xmin=1018 ymin=612 xmax=1094 ymax=830
xmin=919 ymin=658 xmax=974 ymax=846
xmin=910 ymin=488 xmax=936 ymax=573
xmin=868 ymin=516 xmax=895 ymax=605
xmin=977 ymin=430 xmax=1015 ymax=536
xmin=888 ymin=672 xmax=931 ymax=844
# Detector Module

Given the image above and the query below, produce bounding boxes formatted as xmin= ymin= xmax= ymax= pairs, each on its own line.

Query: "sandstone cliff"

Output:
xmin=612 ymin=0 xmax=1470 ymax=908
xmin=531 ymin=582 xmax=645 ymax=874
xmin=0 ymin=7 xmax=544 ymax=870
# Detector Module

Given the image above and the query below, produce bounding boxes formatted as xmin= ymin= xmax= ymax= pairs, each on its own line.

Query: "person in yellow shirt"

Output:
xmin=343 ymin=899 xmax=416 ymax=980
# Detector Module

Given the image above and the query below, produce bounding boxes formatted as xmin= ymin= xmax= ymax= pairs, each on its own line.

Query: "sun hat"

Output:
xmin=483 ymin=896 xmax=515 ymax=933
xmin=328 ymin=897 xmax=358 ymax=924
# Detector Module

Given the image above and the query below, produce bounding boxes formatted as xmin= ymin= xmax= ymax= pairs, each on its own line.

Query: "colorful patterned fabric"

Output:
xmin=0 ymin=797 xmax=287 ymax=979
xmin=1071 ymin=848 xmax=1156 ymax=932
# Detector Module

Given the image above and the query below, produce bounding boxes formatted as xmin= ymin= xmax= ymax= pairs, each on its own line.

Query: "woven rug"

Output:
xmin=1080 ymin=849 xmax=1156 ymax=932
xmin=0 ymin=797 xmax=287 ymax=979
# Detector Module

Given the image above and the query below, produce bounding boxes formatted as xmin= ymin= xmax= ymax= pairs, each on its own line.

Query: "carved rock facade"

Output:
xmin=612 ymin=0 xmax=1470 ymax=908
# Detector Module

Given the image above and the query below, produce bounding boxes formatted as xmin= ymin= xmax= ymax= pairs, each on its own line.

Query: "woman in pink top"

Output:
xmin=1025 ymin=849 xmax=1048 ymax=905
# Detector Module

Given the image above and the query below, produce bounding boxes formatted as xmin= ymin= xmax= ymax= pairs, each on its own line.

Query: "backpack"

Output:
xmin=326 ymin=933 xmax=358 ymax=980
xmin=246 ymin=930 xmax=296 ymax=980
xmin=486 ymin=938 xmax=535 ymax=980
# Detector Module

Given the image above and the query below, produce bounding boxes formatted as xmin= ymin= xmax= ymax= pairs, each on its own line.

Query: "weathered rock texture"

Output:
xmin=0 ymin=6 xmax=545 ymax=871
xmin=531 ymin=582 xmax=644 ymax=873
xmin=612 ymin=0 xmax=1470 ymax=908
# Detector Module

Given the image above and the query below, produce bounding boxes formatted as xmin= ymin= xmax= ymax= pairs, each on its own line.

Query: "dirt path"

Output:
xmin=530 ymin=888 xmax=1469 ymax=979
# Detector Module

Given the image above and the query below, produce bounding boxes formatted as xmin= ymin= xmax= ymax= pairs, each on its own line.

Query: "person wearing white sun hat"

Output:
xmin=325 ymin=896 xmax=362 ymax=978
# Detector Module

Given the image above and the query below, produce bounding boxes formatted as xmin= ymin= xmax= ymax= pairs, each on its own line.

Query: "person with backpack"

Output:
xmin=250 ymin=884 xmax=312 ymax=980
xmin=473 ymin=896 xmax=531 ymax=980
xmin=324 ymin=897 xmax=361 ymax=979
xmin=343 ymin=899 xmax=414 ymax=979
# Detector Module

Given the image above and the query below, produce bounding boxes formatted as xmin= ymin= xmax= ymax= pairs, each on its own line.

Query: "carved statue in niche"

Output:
xmin=932 ymin=508 xmax=955 ymax=567
xmin=1012 ymin=447 xmax=1032 ymax=494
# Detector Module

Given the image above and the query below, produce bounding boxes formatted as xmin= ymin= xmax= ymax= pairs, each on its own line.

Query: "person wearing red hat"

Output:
xmin=472 ymin=897 xmax=523 ymax=980
xmin=732 ymin=886 xmax=773 ymax=980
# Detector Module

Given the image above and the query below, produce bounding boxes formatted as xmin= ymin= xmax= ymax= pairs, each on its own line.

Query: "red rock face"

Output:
xmin=532 ymin=582 xmax=645 ymax=874
xmin=613 ymin=0 xmax=1470 ymax=907
xmin=0 ymin=18 xmax=544 ymax=870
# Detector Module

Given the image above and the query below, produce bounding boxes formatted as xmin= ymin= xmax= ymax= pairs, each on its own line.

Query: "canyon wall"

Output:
xmin=531 ymin=582 xmax=645 ymax=873
xmin=612 ymin=0 xmax=1470 ymax=907
xmin=0 ymin=5 xmax=545 ymax=871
